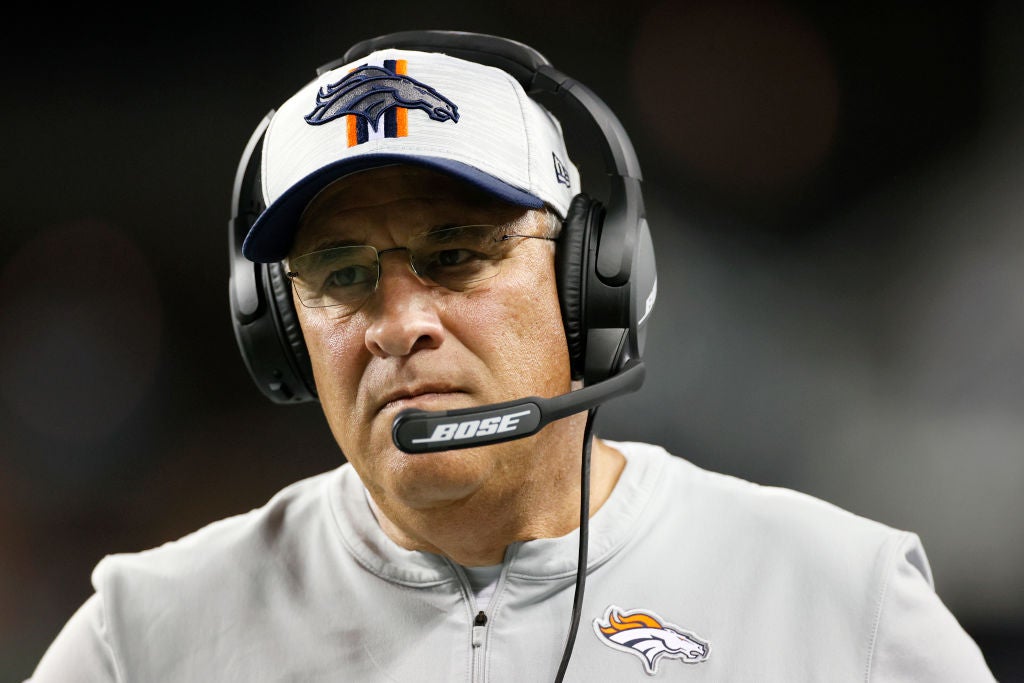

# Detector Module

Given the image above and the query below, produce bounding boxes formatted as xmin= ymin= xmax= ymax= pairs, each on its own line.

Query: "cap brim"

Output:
xmin=241 ymin=154 xmax=545 ymax=263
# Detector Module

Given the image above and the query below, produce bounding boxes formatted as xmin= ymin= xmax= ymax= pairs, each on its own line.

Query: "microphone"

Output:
xmin=391 ymin=360 xmax=645 ymax=453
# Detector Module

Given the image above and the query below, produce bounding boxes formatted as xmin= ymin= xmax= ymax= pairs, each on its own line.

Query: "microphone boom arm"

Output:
xmin=391 ymin=360 xmax=645 ymax=453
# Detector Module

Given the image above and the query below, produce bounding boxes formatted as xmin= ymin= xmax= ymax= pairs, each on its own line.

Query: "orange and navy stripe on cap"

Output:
xmin=348 ymin=59 xmax=407 ymax=146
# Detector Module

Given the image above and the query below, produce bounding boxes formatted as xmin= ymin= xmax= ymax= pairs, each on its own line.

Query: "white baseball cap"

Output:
xmin=241 ymin=48 xmax=582 ymax=262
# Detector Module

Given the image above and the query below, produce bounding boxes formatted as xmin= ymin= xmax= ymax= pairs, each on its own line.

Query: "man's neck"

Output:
xmin=366 ymin=437 xmax=626 ymax=567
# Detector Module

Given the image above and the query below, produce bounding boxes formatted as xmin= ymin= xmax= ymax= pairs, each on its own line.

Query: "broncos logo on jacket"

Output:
xmin=304 ymin=65 xmax=459 ymax=132
xmin=593 ymin=605 xmax=710 ymax=675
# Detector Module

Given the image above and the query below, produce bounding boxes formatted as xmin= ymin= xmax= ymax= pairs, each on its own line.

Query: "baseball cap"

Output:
xmin=241 ymin=48 xmax=582 ymax=263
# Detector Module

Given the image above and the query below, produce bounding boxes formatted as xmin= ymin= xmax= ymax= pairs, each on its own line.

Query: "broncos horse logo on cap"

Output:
xmin=304 ymin=64 xmax=459 ymax=133
xmin=594 ymin=605 xmax=710 ymax=675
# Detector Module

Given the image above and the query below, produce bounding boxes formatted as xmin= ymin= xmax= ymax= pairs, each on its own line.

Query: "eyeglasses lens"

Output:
xmin=288 ymin=225 xmax=513 ymax=313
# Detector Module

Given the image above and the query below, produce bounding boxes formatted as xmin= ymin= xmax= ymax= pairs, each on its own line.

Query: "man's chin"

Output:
xmin=384 ymin=456 xmax=493 ymax=508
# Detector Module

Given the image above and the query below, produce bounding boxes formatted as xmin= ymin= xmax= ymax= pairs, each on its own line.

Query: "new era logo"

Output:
xmin=552 ymin=152 xmax=571 ymax=187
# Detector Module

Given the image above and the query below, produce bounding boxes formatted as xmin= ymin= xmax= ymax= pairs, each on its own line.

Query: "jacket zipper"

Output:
xmin=449 ymin=563 xmax=489 ymax=682
xmin=452 ymin=545 xmax=520 ymax=682
xmin=472 ymin=610 xmax=488 ymax=648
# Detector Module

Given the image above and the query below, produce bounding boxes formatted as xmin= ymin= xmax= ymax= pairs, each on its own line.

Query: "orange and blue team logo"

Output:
xmin=304 ymin=60 xmax=459 ymax=147
xmin=593 ymin=605 xmax=710 ymax=675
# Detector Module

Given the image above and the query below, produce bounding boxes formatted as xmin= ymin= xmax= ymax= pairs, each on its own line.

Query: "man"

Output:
xmin=29 ymin=33 xmax=994 ymax=681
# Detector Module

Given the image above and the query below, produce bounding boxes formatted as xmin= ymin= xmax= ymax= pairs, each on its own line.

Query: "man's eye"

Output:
xmin=324 ymin=265 xmax=374 ymax=288
xmin=420 ymin=248 xmax=496 ymax=287
xmin=434 ymin=248 xmax=479 ymax=267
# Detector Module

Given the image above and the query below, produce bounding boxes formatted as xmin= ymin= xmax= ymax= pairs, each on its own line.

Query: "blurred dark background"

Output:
xmin=3 ymin=1 xmax=1022 ymax=679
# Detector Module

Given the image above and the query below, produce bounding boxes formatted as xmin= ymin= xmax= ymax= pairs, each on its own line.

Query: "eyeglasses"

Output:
xmin=286 ymin=224 xmax=557 ymax=315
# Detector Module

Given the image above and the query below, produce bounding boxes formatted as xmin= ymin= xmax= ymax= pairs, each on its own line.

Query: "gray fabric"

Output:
xmin=27 ymin=442 xmax=994 ymax=681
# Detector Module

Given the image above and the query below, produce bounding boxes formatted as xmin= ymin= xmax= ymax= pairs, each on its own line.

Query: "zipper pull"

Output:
xmin=472 ymin=611 xmax=488 ymax=648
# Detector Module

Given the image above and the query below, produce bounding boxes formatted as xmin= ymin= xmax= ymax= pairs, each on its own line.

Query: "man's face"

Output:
xmin=289 ymin=165 xmax=572 ymax=514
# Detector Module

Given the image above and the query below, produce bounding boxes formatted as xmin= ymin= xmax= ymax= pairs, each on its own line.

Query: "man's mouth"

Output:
xmin=377 ymin=386 xmax=468 ymax=413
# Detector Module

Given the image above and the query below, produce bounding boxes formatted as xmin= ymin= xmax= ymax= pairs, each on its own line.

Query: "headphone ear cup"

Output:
xmin=230 ymin=109 xmax=317 ymax=404
xmin=557 ymin=193 xmax=600 ymax=381
xmin=265 ymin=262 xmax=316 ymax=394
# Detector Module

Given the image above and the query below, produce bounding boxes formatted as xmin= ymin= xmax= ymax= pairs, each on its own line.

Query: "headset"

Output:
xmin=227 ymin=30 xmax=656 ymax=681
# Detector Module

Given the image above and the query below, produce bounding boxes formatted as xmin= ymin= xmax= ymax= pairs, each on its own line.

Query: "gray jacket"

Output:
xmin=28 ymin=442 xmax=994 ymax=681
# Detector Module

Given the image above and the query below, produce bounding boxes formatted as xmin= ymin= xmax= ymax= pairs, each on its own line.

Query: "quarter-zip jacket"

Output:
xmin=28 ymin=442 xmax=994 ymax=681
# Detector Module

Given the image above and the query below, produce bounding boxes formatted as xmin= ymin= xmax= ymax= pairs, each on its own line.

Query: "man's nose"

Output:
xmin=363 ymin=255 xmax=446 ymax=358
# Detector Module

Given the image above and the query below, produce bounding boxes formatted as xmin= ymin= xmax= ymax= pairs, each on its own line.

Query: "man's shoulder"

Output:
xmin=92 ymin=464 xmax=348 ymax=597
xmin=585 ymin=443 xmax=988 ymax=680
xmin=609 ymin=441 xmax=927 ymax=637
xmin=612 ymin=440 xmax=912 ymax=570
